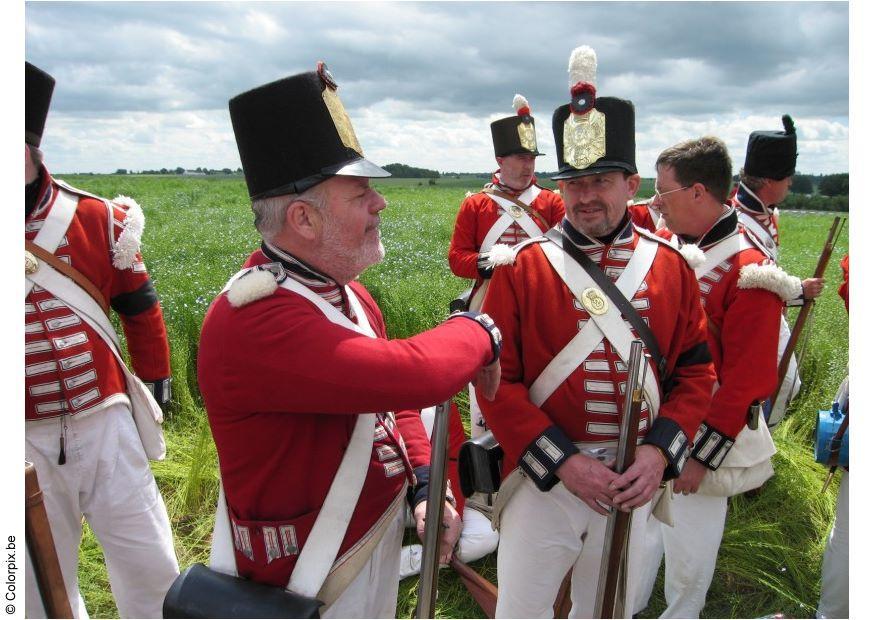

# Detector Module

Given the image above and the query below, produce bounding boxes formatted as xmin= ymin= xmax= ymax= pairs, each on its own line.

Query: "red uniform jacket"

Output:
xmin=628 ymin=201 xmax=660 ymax=232
xmin=197 ymin=249 xmax=494 ymax=586
xmin=732 ymin=182 xmax=780 ymax=247
xmin=479 ymin=218 xmax=715 ymax=488
xmin=657 ymin=210 xmax=783 ymax=468
xmin=25 ymin=168 xmax=170 ymax=421
xmin=448 ymin=174 xmax=564 ymax=283
xmin=838 ymin=255 xmax=849 ymax=312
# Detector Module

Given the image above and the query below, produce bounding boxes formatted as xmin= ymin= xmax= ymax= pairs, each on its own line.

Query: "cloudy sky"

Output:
xmin=24 ymin=1 xmax=849 ymax=176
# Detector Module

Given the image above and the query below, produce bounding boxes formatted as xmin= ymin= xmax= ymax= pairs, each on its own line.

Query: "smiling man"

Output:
xmin=478 ymin=46 xmax=714 ymax=618
xmin=196 ymin=64 xmax=503 ymax=618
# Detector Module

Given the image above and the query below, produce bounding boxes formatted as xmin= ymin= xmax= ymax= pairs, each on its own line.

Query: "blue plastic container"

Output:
xmin=814 ymin=402 xmax=849 ymax=468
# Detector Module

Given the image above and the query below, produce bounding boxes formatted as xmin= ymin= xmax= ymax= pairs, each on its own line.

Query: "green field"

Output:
xmin=58 ymin=174 xmax=848 ymax=619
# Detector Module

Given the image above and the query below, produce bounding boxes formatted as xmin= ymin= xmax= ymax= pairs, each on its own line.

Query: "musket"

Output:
xmin=25 ymin=461 xmax=74 ymax=619
xmin=415 ymin=399 xmax=453 ymax=619
xmin=593 ymin=341 xmax=648 ymax=619
xmin=769 ymin=216 xmax=846 ymax=410
xmin=450 ymin=557 xmax=498 ymax=618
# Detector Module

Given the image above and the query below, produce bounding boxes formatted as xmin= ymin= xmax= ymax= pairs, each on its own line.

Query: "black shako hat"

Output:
xmin=744 ymin=115 xmax=798 ymax=180
xmin=229 ymin=62 xmax=389 ymax=199
xmin=26 ymin=62 xmax=55 ymax=148
xmin=551 ymin=46 xmax=636 ymax=180
xmin=490 ymin=94 xmax=544 ymax=158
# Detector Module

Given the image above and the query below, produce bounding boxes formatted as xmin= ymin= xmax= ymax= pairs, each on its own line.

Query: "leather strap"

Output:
xmin=546 ymin=228 xmax=667 ymax=381
xmin=827 ymin=413 xmax=849 ymax=469
xmin=483 ymin=187 xmax=549 ymax=229
xmin=26 ymin=240 xmax=109 ymax=314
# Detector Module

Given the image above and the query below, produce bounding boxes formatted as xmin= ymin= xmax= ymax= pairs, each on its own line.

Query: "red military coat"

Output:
xmin=731 ymin=182 xmax=780 ymax=250
xmin=479 ymin=218 xmax=715 ymax=487
xmin=657 ymin=209 xmax=783 ymax=465
xmin=197 ymin=248 xmax=494 ymax=586
xmin=25 ymin=168 xmax=170 ymax=421
xmin=448 ymin=173 xmax=564 ymax=282
xmin=628 ymin=200 xmax=660 ymax=232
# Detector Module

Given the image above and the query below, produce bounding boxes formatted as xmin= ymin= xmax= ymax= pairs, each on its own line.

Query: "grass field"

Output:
xmin=58 ymin=174 xmax=848 ymax=619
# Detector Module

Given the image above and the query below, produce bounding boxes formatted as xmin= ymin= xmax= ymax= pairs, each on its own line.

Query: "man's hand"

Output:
xmin=609 ymin=444 xmax=666 ymax=512
xmin=802 ymin=277 xmax=825 ymax=300
xmin=556 ymin=453 xmax=619 ymax=516
xmin=414 ymin=500 xmax=462 ymax=565
xmin=673 ymin=458 xmax=708 ymax=495
xmin=473 ymin=360 xmax=501 ymax=401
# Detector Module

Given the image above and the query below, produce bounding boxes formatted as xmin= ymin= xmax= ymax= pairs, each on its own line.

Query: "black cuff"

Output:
xmin=143 ymin=377 xmax=172 ymax=406
xmin=518 ymin=426 xmax=579 ymax=492
xmin=408 ymin=465 xmax=431 ymax=510
xmin=449 ymin=312 xmax=502 ymax=364
xmin=477 ymin=253 xmax=494 ymax=279
xmin=691 ymin=423 xmax=734 ymax=470
xmin=643 ymin=417 xmax=689 ymax=480
xmin=111 ymin=280 xmax=159 ymax=316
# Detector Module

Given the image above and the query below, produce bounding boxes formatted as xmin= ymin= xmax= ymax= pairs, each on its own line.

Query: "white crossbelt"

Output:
xmin=25 ymin=250 xmax=166 ymax=459
xmin=736 ymin=210 xmax=777 ymax=261
xmin=530 ymin=236 xmax=662 ymax=419
xmin=479 ymin=185 xmax=544 ymax=253
xmin=669 ymin=231 xmax=755 ymax=278
xmin=25 ymin=186 xmax=78 ymax=298
xmin=211 ymin=268 xmax=379 ymax=600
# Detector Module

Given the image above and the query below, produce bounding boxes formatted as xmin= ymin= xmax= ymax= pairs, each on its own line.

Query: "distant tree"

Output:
xmin=175 ymin=167 xmax=185 ymax=175
xmin=222 ymin=168 xmax=232 ymax=175
xmin=818 ymin=173 xmax=849 ymax=197
xmin=791 ymin=175 xmax=814 ymax=194
xmin=115 ymin=168 xmax=127 ymax=175
xmin=383 ymin=163 xmax=440 ymax=178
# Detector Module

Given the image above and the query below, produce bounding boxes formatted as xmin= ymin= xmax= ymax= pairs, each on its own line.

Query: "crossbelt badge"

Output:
xmin=509 ymin=205 xmax=524 ymax=218
xmin=581 ymin=287 xmax=608 ymax=315
xmin=25 ymin=251 xmax=39 ymax=275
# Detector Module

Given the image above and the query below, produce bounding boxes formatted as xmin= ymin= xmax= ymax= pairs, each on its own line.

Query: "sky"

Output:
xmin=24 ymin=1 xmax=850 ymax=176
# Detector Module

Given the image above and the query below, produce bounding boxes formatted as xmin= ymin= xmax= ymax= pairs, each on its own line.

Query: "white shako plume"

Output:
xmin=568 ymin=45 xmax=597 ymax=88
xmin=513 ymin=94 xmax=531 ymax=116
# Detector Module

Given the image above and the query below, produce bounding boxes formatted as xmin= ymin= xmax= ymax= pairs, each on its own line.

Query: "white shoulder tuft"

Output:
xmin=569 ymin=45 xmax=597 ymax=87
xmin=111 ymin=195 xmax=145 ymax=270
xmin=227 ymin=270 xmax=278 ymax=308
xmin=737 ymin=263 xmax=802 ymax=301
xmin=679 ymin=244 xmax=707 ymax=269
xmin=487 ymin=243 xmax=517 ymax=267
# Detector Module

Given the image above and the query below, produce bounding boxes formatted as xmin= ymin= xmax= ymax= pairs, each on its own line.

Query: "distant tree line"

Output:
xmin=382 ymin=163 xmax=440 ymax=178
xmin=114 ymin=167 xmax=243 ymax=175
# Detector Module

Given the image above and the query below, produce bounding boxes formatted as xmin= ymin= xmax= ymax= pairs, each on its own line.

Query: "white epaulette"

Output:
xmin=486 ymin=236 xmax=545 ymax=268
xmin=737 ymin=262 xmax=802 ymax=302
xmin=54 ymin=178 xmax=106 ymax=202
xmin=226 ymin=263 xmax=287 ymax=308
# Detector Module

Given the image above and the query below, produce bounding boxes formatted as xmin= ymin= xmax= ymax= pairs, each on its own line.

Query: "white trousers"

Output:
xmin=322 ymin=507 xmax=405 ymax=618
xmin=633 ymin=492 xmax=728 ymax=618
xmin=496 ymin=476 xmax=651 ymax=618
xmin=25 ymin=404 xmax=179 ymax=618
xmin=817 ymin=471 xmax=849 ymax=618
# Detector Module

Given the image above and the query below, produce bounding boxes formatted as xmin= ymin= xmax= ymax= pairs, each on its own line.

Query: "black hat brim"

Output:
xmin=551 ymin=161 xmax=636 ymax=181
xmin=256 ymin=156 xmax=391 ymax=198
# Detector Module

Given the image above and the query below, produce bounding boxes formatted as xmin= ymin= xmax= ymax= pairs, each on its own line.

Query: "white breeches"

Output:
xmin=495 ymin=476 xmax=651 ymax=618
xmin=24 ymin=404 xmax=179 ymax=619
xmin=322 ymin=507 xmax=405 ymax=619
xmin=457 ymin=507 xmax=499 ymax=563
xmin=817 ymin=471 xmax=849 ymax=619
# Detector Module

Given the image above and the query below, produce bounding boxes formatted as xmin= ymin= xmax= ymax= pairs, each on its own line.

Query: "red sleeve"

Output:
xmin=548 ymin=192 xmax=566 ymax=226
xmin=448 ymin=196 xmax=482 ymax=279
xmin=706 ymin=286 xmax=782 ymax=438
xmin=839 ymin=255 xmax=849 ymax=312
xmin=477 ymin=261 xmax=555 ymax=470
xmin=213 ymin=290 xmax=493 ymax=416
xmin=106 ymin=202 xmax=171 ymax=381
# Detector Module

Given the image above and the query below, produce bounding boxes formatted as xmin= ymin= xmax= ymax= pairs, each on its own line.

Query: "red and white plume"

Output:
xmin=568 ymin=45 xmax=597 ymax=88
xmin=513 ymin=94 xmax=531 ymax=117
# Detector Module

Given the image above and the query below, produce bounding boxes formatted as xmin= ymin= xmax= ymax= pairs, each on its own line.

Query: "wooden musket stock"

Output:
xmin=593 ymin=341 xmax=647 ymax=619
xmin=25 ymin=461 xmax=73 ymax=619
xmin=415 ymin=400 xmax=453 ymax=619
xmin=770 ymin=216 xmax=845 ymax=407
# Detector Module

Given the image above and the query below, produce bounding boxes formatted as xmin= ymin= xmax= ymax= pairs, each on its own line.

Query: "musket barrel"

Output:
xmin=415 ymin=400 xmax=453 ymax=619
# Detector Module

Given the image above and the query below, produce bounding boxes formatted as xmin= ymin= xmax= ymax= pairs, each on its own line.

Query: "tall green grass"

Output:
xmin=59 ymin=175 xmax=847 ymax=618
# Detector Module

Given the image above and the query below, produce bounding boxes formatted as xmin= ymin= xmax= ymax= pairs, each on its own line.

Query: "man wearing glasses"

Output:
xmin=640 ymin=136 xmax=795 ymax=618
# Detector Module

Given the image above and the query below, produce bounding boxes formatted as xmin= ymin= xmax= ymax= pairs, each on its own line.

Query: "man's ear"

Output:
xmin=286 ymin=200 xmax=322 ymax=241
xmin=625 ymin=173 xmax=641 ymax=198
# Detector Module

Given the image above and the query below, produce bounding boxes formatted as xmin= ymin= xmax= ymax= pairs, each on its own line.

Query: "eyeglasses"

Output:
xmin=652 ymin=185 xmax=691 ymax=201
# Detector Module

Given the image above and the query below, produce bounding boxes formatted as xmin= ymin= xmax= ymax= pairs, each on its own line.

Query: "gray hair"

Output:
xmin=251 ymin=183 xmax=328 ymax=241
xmin=739 ymin=169 xmax=767 ymax=192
